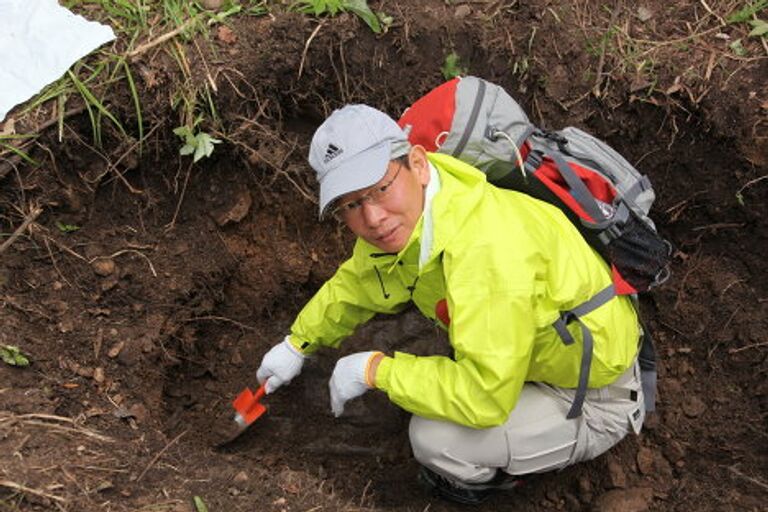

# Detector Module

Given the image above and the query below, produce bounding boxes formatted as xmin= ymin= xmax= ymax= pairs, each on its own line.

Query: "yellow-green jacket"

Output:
xmin=290 ymin=153 xmax=639 ymax=428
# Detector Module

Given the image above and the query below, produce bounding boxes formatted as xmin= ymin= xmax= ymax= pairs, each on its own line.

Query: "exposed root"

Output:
xmin=0 ymin=204 xmax=42 ymax=254
xmin=135 ymin=430 xmax=187 ymax=482
xmin=183 ymin=315 xmax=256 ymax=332
xmin=298 ymin=21 xmax=326 ymax=79
xmin=0 ymin=413 xmax=114 ymax=443
xmin=34 ymin=231 xmax=159 ymax=278
xmin=127 ymin=16 xmax=199 ymax=59
xmin=43 ymin=235 xmax=74 ymax=290
xmin=193 ymin=38 xmax=217 ymax=93
xmin=165 ymin=161 xmax=193 ymax=232
xmin=729 ymin=342 xmax=768 ymax=354
xmin=0 ymin=480 xmax=67 ymax=504
xmin=736 ymin=175 xmax=768 ymax=196
xmin=728 ymin=464 xmax=768 ymax=491
xmin=98 ymin=123 xmax=163 ymax=191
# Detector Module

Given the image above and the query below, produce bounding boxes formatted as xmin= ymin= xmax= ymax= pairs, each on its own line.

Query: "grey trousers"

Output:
xmin=409 ymin=361 xmax=645 ymax=484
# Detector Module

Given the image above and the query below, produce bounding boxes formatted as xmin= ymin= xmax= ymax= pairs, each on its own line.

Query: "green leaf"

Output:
xmin=344 ymin=0 xmax=381 ymax=33
xmin=1 ymin=345 xmax=30 ymax=367
xmin=729 ymin=38 xmax=748 ymax=56
xmin=176 ymin=127 xmax=221 ymax=162
xmin=197 ymin=133 xmax=221 ymax=161
xmin=294 ymin=0 xmax=381 ymax=32
xmin=727 ymin=0 xmax=768 ymax=23
xmin=55 ymin=221 xmax=80 ymax=233
xmin=193 ymin=143 xmax=206 ymax=162
xmin=441 ymin=52 xmax=466 ymax=79
xmin=378 ymin=11 xmax=394 ymax=30
xmin=193 ymin=496 xmax=209 ymax=512
xmin=748 ymin=19 xmax=768 ymax=36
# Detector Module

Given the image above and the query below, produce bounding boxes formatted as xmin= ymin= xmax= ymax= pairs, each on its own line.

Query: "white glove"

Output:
xmin=256 ymin=336 xmax=306 ymax=394
xmin=329 ymin=351 xmax=381 ymax=417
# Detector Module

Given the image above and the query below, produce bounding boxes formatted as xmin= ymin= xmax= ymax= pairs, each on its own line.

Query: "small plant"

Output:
xmin=441 ymin=51 xmax=466 ymax=80
xmin=173 ymin=122 xmax=222 ymax=162
xmin=727 ymin=0 xmax=768 ymax=24
xmin=0 ymin=135 xmax=39 ymax=165
xmin=1 ymin=345 xmax=30 ymax=367
xmin=727 ymin=1 xmax=768 ymax=52
xmin=192 ymin=496 xmax=209 ymax=512
xmin=729 ymin=38 xmax=748 ymax=56
xmin=55 ymin=221 xmax=80 ymax=233
xmin=293 ymin=0 xmax=382 ymax=33
xmin=67 ymin=69 xmax=127 ymax=147
xmin=748 ymin=18 xmax=768 ymax=37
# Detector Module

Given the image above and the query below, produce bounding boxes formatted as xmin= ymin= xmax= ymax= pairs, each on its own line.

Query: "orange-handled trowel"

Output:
xmin=215 ymin=383 xmax=268 ymax=446
xmin=233 ymin=383 xmax=267 ymax=428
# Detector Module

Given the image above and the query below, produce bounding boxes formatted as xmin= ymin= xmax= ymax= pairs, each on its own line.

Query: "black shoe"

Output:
xmin=418 ymin=466 xmax=525 ymax=506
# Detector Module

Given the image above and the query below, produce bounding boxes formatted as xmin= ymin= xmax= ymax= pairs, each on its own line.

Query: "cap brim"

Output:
xmin=318 ymin=141 xmax=390 ymax=217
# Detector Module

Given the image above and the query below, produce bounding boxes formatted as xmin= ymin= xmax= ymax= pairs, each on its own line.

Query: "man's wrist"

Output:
xmin=365 ymin=352 xmax=386 ymax=388
xmin=286 ymin=335 xmax=312 ymax=356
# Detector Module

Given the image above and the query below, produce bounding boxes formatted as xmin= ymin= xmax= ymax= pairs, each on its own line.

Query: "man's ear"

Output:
xmin=409 ymin=145 xmax=430 ymax=186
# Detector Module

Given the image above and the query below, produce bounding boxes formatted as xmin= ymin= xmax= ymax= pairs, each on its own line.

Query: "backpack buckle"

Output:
xmin=525 ymin=149 xmax=542 ymax=169
xmin=534 ymin=129 xmax=569 ymax=146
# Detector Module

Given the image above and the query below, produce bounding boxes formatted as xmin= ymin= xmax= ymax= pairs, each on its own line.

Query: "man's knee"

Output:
xmin=409 ymin=415 xmax=503 ymax=484
xmin=409 ymin=415 xmax=447 ymax=465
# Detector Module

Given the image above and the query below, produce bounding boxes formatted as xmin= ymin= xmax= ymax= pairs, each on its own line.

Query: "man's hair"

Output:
xmin=392 ymin=154 xmax=411 ymax=170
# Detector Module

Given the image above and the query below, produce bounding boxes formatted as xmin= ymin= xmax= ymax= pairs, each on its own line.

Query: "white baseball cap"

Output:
xmin=308 ymin=104 xmax=411 ymax=217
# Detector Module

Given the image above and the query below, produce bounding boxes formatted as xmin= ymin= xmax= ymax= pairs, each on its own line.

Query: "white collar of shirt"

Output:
xmin=419 ymin=162 xmax=441 ymax=270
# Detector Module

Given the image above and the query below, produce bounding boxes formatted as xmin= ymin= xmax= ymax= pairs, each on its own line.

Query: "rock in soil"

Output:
xmin=593 ymin=487 xmax=654 ymax=512
xmin=92 ymin=258 xmax=116 ymax=276
xmin=107 ymin=340 xmax=125 ymax=358
xmin=607 ymin=460 xmax=627 ymax=488
xmin=637 ymin=446 xmax=655 ymax=475
xmin=211 ymin=190 xmax=252 ymax=226
xmin=683 ymin=396 xmax=707 ymax=417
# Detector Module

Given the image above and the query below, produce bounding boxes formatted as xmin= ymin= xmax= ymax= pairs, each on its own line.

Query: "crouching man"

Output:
xmin=256 ymin=104 xmax=645 ymax=505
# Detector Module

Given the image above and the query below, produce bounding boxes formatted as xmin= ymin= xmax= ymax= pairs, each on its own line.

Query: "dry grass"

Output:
xmin=570 ymin=0 xmax=767 ymax=106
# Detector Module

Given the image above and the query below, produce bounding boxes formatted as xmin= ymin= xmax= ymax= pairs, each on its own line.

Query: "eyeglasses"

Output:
xmin=330 ymin=164 xmax=404 ymax=221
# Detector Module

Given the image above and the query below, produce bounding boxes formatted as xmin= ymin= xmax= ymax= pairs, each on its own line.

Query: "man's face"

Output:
xmin=334 ymin=146 xmax=431 ymax=253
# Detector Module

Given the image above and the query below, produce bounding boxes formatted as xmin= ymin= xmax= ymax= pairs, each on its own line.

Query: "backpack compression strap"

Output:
xmin=548 ymin=152 xmax=610 ymax=226
xmin=632 ymin=298 xmax=658 ymax=413
xmin=552 ymin=283 xmax=616 ymax=419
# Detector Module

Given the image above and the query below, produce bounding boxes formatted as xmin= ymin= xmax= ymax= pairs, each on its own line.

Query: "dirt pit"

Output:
xmin=1 ymin=1 xmax=767 ymax=511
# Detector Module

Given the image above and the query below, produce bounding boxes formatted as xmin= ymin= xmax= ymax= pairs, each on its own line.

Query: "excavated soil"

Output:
xmin=1 ymin=1 xmax=767 ymax=511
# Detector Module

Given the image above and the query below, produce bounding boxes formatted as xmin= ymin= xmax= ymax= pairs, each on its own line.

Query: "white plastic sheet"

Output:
xmin=0 ymin=0 xmax=115 ymax=122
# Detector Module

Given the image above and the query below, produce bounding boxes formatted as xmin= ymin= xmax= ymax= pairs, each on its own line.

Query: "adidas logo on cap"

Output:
xmin=323 ymin=143 xmax=343 ymax=164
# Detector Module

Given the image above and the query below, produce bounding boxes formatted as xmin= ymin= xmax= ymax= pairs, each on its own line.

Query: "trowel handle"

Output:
xmin=254 ymin=382 xmax=266 ymax=400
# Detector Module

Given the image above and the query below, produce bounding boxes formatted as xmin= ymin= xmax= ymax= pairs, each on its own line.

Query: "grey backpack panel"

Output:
xmin=441 ymin=77 xmax=532 ymax=173
xmin=439 ymin=76 xmax=658 ymax=231
xmin=530 ymin=127 xmax=657 ymax=228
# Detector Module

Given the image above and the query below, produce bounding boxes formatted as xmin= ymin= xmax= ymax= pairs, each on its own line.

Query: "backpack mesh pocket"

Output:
xmin=602 ymin=211 xmax=671 ymax=291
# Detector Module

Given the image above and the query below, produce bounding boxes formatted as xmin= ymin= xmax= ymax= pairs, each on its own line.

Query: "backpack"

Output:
xmin=397 ymin=76 xmax=671 ymax=418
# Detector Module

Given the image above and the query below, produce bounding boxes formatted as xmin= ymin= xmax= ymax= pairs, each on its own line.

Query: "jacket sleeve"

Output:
xmin=290 ymin=244 xmax=409 ymax=354
xmin=376 ymin=241 xmax=539 ymax=428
